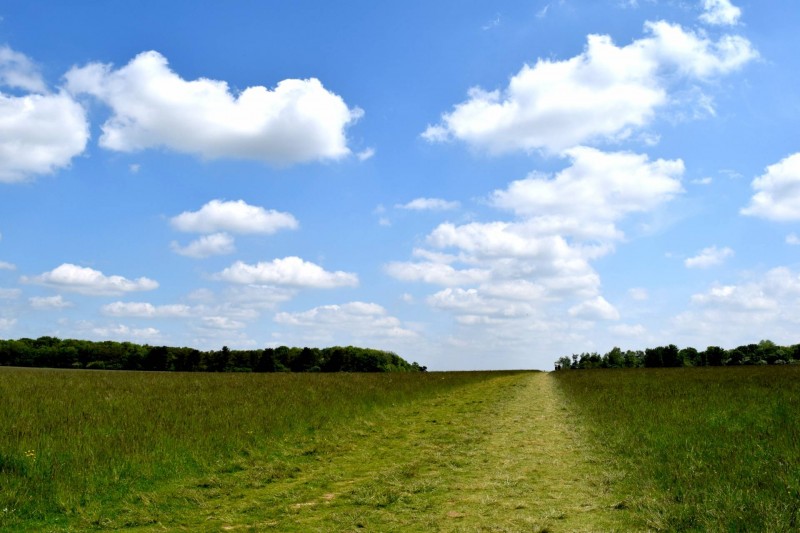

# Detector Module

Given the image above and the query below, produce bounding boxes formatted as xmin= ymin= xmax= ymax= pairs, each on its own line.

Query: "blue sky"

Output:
xmin=1 ymin=0 xmax=799 ymax=370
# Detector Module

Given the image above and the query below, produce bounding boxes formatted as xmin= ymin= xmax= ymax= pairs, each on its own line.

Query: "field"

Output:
xmin=554 ymin=366 xmax=800 ymax=531
xmin=2 ymin=366 xmax=800 ymax=531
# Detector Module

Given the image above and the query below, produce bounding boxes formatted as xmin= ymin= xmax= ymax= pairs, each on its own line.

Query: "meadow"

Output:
xmin=4 ymin=365 xmax=800 ymax=531
xmin=554 ymin=365 xmax=800 ymax=531
xmin=0 ymin=367 xmax=503 ymax=530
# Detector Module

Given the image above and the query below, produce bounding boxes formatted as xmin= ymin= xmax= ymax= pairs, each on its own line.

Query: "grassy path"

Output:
xmin=117 ymin=373 xmax=633 ymax=532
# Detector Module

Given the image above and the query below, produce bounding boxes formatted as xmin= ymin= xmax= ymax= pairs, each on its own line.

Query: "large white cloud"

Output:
xmin=170 ymin=199 xmax=298 ymax=234
xmin=490 ymin=147 xmax=684 ymax=240
xmin=741 ymin=153 xmax=800 ymax=221
xmin=423 ymin=21 xmax=756 ymax=153
xmin=700 ymin=0 xmax=741 ymax=26
xmin=216 ymin=257 xmax=358 ymax=289
xmin=65 ymin=51 xmax=362 ymax=164
xmin=22 ymin=263 xmax=158 ymax=295
xmin=0 ymin=46 xmax=89 ymax=183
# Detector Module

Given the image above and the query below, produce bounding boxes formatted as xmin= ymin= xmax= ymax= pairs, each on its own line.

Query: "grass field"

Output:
xmin=0 ymin=368 xmax=506 ymax=530
xmin=553 ymin=366 xmax=800 ymax=531
xmin=5 ymin=365 xmax=799 ymax=531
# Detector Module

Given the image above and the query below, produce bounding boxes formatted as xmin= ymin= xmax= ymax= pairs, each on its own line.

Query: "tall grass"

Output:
xmin=554 ymin=366 xmax=800 ymax=531
xmin=0 ymin=367 xmax=497 ymax=528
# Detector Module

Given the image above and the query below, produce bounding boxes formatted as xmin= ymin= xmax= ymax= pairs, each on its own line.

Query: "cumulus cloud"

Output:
xmin=423 ymin=21 xmax=756 ymax=153
xmin=0 ymin=46 xmax=90 ymax=182
xmin=741 ymin=153 xmax=800 ymax=221
xmin=29 ymin=295 xmax=72 ymax=309
xmin=490 ymin=147 xmax=684 ymax=239
xmin=201 ymin=316 xmax=246 ymax=330
xmin=102 ymin=301 xmax=192 ymax=318
xmin=700 ymin=0 xmax=741 ymax=26
xmin=65 ymin=50 xmax=362 ymax=164
xmin=0 ymin=45 xmax=47 ymax=93
xmin=0 ymin=92 xmax=89 ymax=182
xmin=171 ymin=233 xmax=235 ymax=258
xmin=0 ymin=261 xmax=16 ymax=270
xmin=610 ymin=323 xmax=647 ymax=337
xmin=396 ymin=198 xmax=460 ymax=211
xmin=0 ymin=317 xmax=16 ymax=330
xmin=216 ymin=257 xmax=358 ymax=289
xmin=170 ymin=199 xmax=298 ymax=234
xmin=22 ymin=263 xmax=158 ymax=295
xmin=386 ymin=146 xmax=683 ymax=333
xmin=673 ymin=267 xmax=800 ymax=346
xmin=684 ymin=245 xmax=734 ymax=268
xmin=274 ymin=301 xmax=417 ymax=342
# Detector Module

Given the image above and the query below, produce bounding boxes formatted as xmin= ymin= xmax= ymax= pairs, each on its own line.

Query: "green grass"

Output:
xmin=553 ymin=366 xmax=800 ymax=531
xmin=0 ymin=367 xmax=502 ymax=530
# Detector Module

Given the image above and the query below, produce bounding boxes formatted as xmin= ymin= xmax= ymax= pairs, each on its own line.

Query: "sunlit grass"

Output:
xmin=554 ymin=366 xmax=800 ymax=531
xmin=0 ymin=367 xmax=497 ymax=529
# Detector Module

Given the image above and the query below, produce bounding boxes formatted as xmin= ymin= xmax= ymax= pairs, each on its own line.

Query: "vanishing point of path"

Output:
xmin=129 ymin=373 xmax=634 ymax=532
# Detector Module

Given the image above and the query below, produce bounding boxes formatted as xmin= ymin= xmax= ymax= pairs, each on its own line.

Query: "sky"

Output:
xmin=1 ymin=0 xmax=799 ymax=370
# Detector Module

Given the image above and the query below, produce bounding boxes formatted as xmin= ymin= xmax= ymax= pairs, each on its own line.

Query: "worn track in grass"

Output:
xmin=119 ymin=373 xmax=633 ymax=532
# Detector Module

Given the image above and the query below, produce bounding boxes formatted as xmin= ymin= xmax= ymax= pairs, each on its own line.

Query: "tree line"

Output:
xmin=554 ymin=339 xmax=800 ymax=370
xmin=0 ymin=336 xmax=427 ymax=373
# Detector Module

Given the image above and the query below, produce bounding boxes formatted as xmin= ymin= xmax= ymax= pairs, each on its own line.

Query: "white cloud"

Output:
xmin=171 ymin=233 xmax=235 ymax=258
xmin=274 ymin=301 xmax=417 ymax=342
xmin=741 ymin=153 xmax=800 ymax=221
xmin=170 ymin=199 xmax=298 ymax=234
xmin=201 ymin=316 xmax=246 ymax=330
xmin=216 ymin=257 xmax=358 ymax=289
xmin=0 ymin=47 xmax=90 ymax=182
xmin=0 ymin=288 xmax=21 ymax=299
xmin=0 ymin=45 xmax=47 ymax=93
xmin=685 ymin=245 xmax=734 ymax=268
xmin=396 ymin=197 xmax=461 ymax=211
xmin=491 ymin=147 xmax=684 ymax=239
xmin=787 ymin=234 xmax=800 ymax=246
xmin=0 ymin=91 xmax=89 ymax=183
xmin=65 ymin=50 xmax=362 ymax=165
xmin=700 ymin=0 xmax=741 ymax=26
xmin=0 ymin=317 xmax=16 ymax=330
xmin=385 ymin=261 xmax=491 ymax=286
xmin=102 ymin=301 xmax=192 ymax=318
xmin=0 ymin=261 xmax=16 ymax=270
xmin=673 ymin=267 xmax=800 ymax=347
xmin=22 ymin=263 xmax=158 ymax=295
xmin=91 ymin=323 xmax=160 ymax=340
xmin=29 ymin=295 xmax=72 ymax=309
xmin=568 ymin=296 xmax=620 ymax=320
xmin=423 ymin=21 xmax=756 ymax=154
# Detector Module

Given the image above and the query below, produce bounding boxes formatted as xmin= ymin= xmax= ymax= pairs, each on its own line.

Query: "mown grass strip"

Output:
xmin=111 ymin=372 xmax=635 ymax=532
xmin=554 ymin=366 xmax=800 ymax=531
